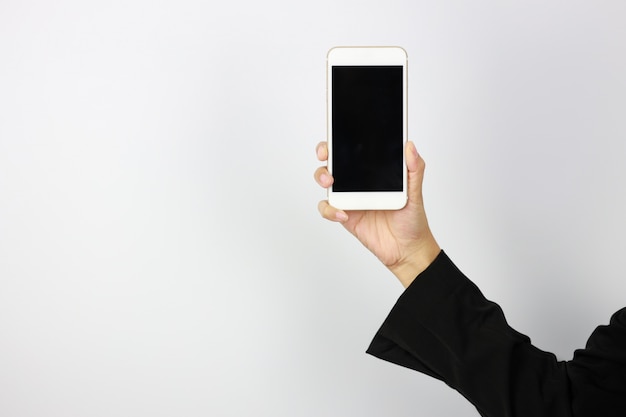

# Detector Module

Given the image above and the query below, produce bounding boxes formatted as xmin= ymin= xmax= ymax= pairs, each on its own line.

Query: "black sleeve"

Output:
xmin=366 ymin=251 xmax=626 ymax=417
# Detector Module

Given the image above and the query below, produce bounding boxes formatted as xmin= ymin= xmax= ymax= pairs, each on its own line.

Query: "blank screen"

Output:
xmin=332 ymin=66 xmax=403 ymax=192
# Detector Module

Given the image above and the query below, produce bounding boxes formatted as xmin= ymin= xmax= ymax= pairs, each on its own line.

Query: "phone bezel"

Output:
xmin=326 ymin=46 xmax=408 ymax=210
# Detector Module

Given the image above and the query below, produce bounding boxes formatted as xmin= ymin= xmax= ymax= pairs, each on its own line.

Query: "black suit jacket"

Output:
xmin=367 ymin=251 xmax=626 ymax=417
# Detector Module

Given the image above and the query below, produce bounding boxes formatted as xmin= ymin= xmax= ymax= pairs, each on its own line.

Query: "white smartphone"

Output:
xmin=326 ymin=46 xmax=408 ymax=210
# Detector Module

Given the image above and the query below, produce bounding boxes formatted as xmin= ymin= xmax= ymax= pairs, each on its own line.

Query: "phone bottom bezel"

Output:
xmin=328 ymin=191 xmax=407 ymax=211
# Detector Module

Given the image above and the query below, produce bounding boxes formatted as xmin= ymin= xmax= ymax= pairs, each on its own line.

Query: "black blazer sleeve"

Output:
xmin=366 ymin=251 xmax=626 ymax=417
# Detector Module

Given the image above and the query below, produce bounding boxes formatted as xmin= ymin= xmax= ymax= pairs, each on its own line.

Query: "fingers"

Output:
xmin=315 ymin=170 xmax=346 ymax=222
xmin=318 ymin=200 xmax=349 ymax=222
xmin=315 ymin=141 xmax=346 ymax=222
xmin=314 ymin=142 xmax=333 ymax=188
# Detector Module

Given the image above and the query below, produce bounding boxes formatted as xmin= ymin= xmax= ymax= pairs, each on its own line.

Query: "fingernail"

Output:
xmin=317 ymin=146 xmax=323 ymax=159
xmin=320 ymin=173 xmax=330 ymax=185
xmin=336 ymin=211 xmax=348 ymax=222
xmin=410 ymin=142 xmax=418 ymax=158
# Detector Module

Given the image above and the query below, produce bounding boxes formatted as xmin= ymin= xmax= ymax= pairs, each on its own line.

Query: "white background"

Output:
xmin=1 ymin=1 xmax=626 ymax=416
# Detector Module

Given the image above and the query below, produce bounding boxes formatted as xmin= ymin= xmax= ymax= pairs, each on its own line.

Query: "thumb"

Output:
xmin=405 ymin=141 xmax=425 ymax=203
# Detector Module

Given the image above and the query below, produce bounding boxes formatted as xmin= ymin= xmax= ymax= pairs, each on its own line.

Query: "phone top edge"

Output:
xmin=327 ymin=46 xmax=407 ymax=61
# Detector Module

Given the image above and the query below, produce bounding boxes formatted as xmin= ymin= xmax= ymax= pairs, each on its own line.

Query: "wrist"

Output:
xmin=389 ymin=236 xmax=441 ymax=288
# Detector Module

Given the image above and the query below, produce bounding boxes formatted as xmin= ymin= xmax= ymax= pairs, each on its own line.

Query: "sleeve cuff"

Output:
xmin=366 ymin=250 xmax=472 ymax=378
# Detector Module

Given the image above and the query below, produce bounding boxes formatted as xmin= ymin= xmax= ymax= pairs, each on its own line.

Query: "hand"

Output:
xmin=314 ymin=141 xmax=441 ymax=287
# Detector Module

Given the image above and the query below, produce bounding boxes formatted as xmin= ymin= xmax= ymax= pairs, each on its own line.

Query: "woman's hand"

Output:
xmin=314 ymin=141 xmax=440 ymax=287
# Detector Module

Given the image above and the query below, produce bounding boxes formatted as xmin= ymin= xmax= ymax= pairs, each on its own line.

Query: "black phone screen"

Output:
xmin=331 ymin=65 xmax=403 ymax=192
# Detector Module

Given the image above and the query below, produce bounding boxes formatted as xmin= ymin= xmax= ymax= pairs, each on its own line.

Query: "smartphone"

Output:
xmin=326 ymin=46 xmax=408 ymax=210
